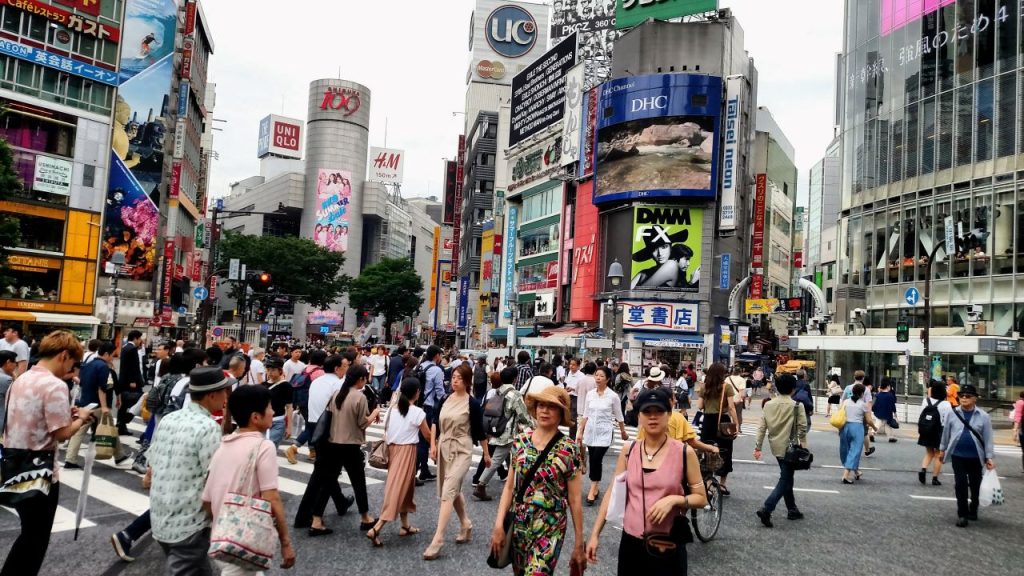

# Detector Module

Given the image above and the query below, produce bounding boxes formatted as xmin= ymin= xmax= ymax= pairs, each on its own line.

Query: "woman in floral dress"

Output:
xmin=491 ymin=380 xmax=586 ymax=576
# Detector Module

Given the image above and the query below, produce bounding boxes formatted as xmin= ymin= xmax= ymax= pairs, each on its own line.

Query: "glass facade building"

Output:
xmin=837 ymin=0 xmax=1024 ymax=400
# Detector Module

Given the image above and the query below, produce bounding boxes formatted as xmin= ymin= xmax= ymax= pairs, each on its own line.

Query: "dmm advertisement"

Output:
xmin=509 ymin=33 xmax=578 ymax=148
xmin=615 ymin=0 xmax=718 ymax=29
xmin=314 ymin=169 xmax=352 ymax=252
xmin=630 ymin=205 xmax=703 ymax=293
xmin=594 ymin=73 xmax=721 ymax=204
xmin=103 ymin=151 xmax=158 ymax=280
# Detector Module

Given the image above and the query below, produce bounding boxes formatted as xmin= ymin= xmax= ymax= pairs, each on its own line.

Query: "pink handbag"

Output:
xmin=208 ymin=446 xmax=276 ymax=570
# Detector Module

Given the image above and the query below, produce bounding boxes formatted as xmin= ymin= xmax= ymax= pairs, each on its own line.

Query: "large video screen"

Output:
xmin=593 ymin=73 xmax=721 ymax=204
xmin=596 ymin=115 xmax=716 ymax=201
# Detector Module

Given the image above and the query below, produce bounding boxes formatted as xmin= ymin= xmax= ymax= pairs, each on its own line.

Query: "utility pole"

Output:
xmin=922 ymin=238 xmax=947 ymax=377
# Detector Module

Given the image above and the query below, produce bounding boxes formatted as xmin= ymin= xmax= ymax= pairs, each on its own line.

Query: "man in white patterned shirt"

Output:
xmin=147 ymin=367 xmax=230 ymax=576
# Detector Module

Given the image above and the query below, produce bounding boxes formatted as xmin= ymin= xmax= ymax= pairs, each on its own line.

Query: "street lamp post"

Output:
xmin=607 ymin=259 xmax=624 ymax=360
xmin=922 ymin=239 xmax=946 ymax=378
xmin=109 ymin=251 xmax=126 ymax=336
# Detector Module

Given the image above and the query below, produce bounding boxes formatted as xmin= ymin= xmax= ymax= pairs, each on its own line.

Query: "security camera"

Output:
xmin=966 ymin=305 xmax=983 ymax=322
xmin=850 ymin=308 xmax=867 ymax=320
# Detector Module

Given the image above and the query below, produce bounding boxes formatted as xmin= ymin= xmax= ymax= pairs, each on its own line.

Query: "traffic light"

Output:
xmin=896 ymin=322 xmax=909 ymax=343
xmin=247 ymin=270 xmax=272 ymax=290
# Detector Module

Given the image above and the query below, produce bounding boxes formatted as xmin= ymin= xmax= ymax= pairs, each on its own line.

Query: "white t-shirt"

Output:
xmin=308 ymin=373 xmax=343 ymax=423
xmin=0 ymin=339 xmax=30 ymax=362
xmin=248 ymin=358 xmax=266 ymax=385
xmin=385 ymin=404 xmax=426 ymax=445
xmin=170 ymin=375 xmax=190 ymax=399
xmin=369 ymin=355 xmax=387 ymax=377
xmin=283 ymin=359 xmax=306 ymax=382
xmin=921 ymin=396 xmax=954 ymax=423
xmin=556 ymin=365 xmax=567 ymax=383
xmin=563 ymin=370 xmax=582 ymax=395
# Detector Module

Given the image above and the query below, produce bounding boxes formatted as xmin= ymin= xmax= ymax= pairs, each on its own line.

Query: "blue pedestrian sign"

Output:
xmin=193 ymin=286 xmax=209 ymax=301
xmin=176 ymin=306 xmax=187 ymax=315
xmin=904 ymin=287 xmax=921 ymax=306
xmin=319 ymin=326 xmax=330 ymax=334
xmin=215 ymin=198 xmax=224 ymax=211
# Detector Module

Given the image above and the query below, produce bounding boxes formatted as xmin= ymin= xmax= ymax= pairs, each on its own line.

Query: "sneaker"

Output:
xmin=111 ymin=532 xmax=134 ymax=562
xmin=472 ymin=485 xmax=492 ymax=501
xmin=756 ymin=509 xmax=773 ymax=528
xmin=285 ymin=445 xmax=298 ymax=465
xmin=786 ymin=510 xmax=804 ymax=520
xmin=336 ymin=494 xmax=355 ymax=516
xmin=114 ymin=453 xmax=132 ymax=466
xmin=888 ymin=438 xmax=898 ymax=443
xmin=419 ymin=472 xmax=437 ymax=482
xmin=864 ymin=447 xmax=876 ymax=457
xmin=955 ymin=517 xmax=968 ymax=528
xmin=308 ymin=447 xmax=317 ymax=462
xmin=64 ymin=460 xmax=82 ymax=470
xmin=131 ymin=461 xmax=148 ymax=474
xmin=932 ymin=477 xmax=942 ymax=486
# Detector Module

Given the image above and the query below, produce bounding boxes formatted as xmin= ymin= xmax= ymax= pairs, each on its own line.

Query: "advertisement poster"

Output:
xmin=595 ymin=74 xmax=721 ymax=204
xmin=615 ymin=0 xmax=717 ymax=29
xmin=314 ymin=169 xmax=352 ymax=252
xmin=104 ymin=0 xmax=177 ymax=278
xmin=103 ymin=151 xmax=158 ymax=280
xmin=630 ymin=206 xmax=703 ymax=293
xmin=119 ymin=0 xmax=177 ymax=84
xmin=32 ymin=155 xmax=72 ymax=195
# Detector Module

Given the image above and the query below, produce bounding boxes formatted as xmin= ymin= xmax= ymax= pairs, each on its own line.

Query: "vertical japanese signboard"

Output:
xmin=720 ymin=76 xmax=743 ymax=231
xmin=752 ymin=174 xmax=767 ymax=268
xmin=560 ymin=61 xmax=585 ymax=167
xmin=458 ymin=276 xmax=470 ymax=329
xmin=451 ymin=135 xmax=466 ymax=272
xmin=503 ymin=206 xmax=518 ymax=318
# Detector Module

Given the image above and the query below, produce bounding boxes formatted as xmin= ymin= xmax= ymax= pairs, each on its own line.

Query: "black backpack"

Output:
xmin=412 ymin=363 xmax=431 ymax=407
xmin=483 ymin=388 xmax=516 ymax=438
xmin=918 ymin=397 xmax=942 ymax=437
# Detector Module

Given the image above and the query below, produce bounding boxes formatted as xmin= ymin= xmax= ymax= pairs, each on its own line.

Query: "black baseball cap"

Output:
xmin=635 ymin=387 xmax=672 ymax=413
xmin=958 ymin=384 xmax=979 ymax=397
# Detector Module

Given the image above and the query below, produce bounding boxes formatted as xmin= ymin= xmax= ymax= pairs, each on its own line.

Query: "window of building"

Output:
xmin=826 ymin=286 xmax=833 ymax=303
xmin=3 ymin=267 xmax=59 ymax=302
xmin=521 ymin=186 xmax=562 ymax=222
xmin=485 ymin=123 xmax=497 ymax=138
xmin=517 ymin=260 xmax=557 ymax=292
xmin=13 ymin=214 xmax=65 ymax=253
xmin=519 ymin=224 xmax=559 ymax=258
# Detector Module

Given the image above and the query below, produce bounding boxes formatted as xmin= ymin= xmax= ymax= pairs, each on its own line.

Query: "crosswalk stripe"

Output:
xmin=59 ymin=469 xmax=151 ymax=516
xmin=2 ymin=504 xmax=94 ymax=533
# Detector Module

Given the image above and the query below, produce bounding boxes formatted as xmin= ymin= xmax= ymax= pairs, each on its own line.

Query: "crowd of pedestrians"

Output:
xmin=0 ymin=330 xmax=1015 ymax=575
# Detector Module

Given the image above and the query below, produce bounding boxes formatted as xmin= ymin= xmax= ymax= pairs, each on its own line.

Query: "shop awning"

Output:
xmin=636 ymin=335 xmax=706 ymax=349
xmin=490 ymin=327 xmax=535 ymax=339
xmin=0 ymin=310 xmax=36 ymax=321
xmin=31 ymin=313 xmax=102 ymax=326
xmin=540 ymin=326 xmax=588 ymax=337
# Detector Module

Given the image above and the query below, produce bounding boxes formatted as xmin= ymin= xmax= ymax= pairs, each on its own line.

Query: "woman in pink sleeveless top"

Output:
xmin=586 ymin=387 xmax=706 ymax=575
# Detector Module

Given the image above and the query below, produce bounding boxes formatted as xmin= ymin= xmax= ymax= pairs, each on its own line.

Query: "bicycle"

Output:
xmin=690 ymin=449 xmax=724 ymax=542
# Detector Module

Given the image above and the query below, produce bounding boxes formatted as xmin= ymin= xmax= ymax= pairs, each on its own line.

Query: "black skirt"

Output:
xmin=917 ymin=427 xmax=943 ymax=449
xmin=617 ymin=532 xmax=686 ymax=576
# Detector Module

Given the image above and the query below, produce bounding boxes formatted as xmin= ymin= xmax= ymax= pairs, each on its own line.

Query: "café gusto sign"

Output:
xmin=320 ymin=87 xmax=361 ymax=116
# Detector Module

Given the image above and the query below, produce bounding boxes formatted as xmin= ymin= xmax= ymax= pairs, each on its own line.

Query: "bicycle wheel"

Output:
xmin=691 ymin=477 xmax=722 ymax=542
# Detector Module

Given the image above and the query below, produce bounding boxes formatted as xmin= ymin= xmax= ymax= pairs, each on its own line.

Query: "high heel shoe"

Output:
xmin=423 ymin=541 xmax=444 ymax=560
xmin=456 ymin=524 xmax=473 ymax=544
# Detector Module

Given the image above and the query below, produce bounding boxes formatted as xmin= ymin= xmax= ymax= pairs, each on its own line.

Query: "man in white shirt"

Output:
xmin=0 ymin=326 xmax=30 ymax=375
xmin=283 ymin=347 xmax=306 ymax=382
xmin=307 ymin=354 xmax=350 ymax=425
xmin=152 ymin=341 xmax=172 ymax=387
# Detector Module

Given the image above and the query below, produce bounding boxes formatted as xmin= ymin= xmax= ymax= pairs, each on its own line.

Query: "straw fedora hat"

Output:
xmin=525 ymin=378 xmax=573 ymax=427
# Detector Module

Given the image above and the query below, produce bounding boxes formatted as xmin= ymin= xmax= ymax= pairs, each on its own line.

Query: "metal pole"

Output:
xmin=923 ymin=239 xmax=945 ymax=379
xmin=200 ymin=206 xmax=219 ymax=347
xmin=111 ymin=270 xmax=120 ymax=335
xmin=239 ymin=281 xmax=248 ymax=344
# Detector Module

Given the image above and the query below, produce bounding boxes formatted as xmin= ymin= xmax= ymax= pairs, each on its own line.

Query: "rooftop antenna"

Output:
xmin=384 ymin=117 xmax=388 ymax=147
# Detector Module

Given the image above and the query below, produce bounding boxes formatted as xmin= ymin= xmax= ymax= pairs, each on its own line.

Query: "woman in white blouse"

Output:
xmin=577 ymin=365 xmax=628 ymax=506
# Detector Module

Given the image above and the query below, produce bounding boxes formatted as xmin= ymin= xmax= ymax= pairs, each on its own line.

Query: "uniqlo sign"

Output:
xmin=751 ymin=174 xmax=767 ymax=269
xmin=257 ymin=115 xmax=303 ymax=160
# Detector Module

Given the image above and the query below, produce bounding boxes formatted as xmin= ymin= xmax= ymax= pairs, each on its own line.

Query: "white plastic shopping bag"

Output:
xmin=979 ymin=469 xmax=1004 ymax=507
xmin=606 ymin=471 xmax=627 ymax=528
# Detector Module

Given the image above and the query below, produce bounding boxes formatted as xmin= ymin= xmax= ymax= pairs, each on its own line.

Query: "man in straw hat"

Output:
xmin=147 ymin=366 xmax=232 ymax=576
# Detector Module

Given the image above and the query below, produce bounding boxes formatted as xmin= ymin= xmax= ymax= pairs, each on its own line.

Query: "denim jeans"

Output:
xmin=762 ymin=458 xmax=796 ymax=514
xmin=294 ymin=421 xmax=316 ymax=448
xmin=268 ymin=418 xmax=287 ymax=447
xmin=417 ymin=404 xmax=437 ymax=476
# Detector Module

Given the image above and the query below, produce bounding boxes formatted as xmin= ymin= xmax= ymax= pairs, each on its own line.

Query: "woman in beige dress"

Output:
xmin=423 ymin=363 xmax=491 ymax=560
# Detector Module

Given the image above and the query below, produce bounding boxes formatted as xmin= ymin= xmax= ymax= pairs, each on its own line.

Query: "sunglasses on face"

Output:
xmin=958 ymin=393 xmax=976 ymax=399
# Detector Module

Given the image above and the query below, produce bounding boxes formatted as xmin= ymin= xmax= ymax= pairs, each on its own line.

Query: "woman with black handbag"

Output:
xmin=1 ymin=331 xmax=92 ymax=576
xmin=586 ymin=387 xmax=706 ymax=575
xmin=489 ymin=380 xmax=585 ymax=575
xmin=695 ymin=363 xmax=739 ymax=495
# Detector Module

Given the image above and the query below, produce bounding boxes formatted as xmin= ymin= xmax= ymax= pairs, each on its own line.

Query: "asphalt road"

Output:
xmin=2 ymin=404 xmax=1022 ymax=576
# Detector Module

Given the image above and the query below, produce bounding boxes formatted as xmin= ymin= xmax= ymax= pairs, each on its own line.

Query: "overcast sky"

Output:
xmin=203 ymin=0 xmax=844 ymax=208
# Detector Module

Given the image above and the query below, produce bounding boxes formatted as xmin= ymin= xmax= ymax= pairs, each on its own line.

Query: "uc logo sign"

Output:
xmin=485 ymin=5 xmax=537 ymax=59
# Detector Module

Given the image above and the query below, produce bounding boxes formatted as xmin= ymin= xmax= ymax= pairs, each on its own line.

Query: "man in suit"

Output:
xmin=117 ymin=330 xmax=147 ymax=435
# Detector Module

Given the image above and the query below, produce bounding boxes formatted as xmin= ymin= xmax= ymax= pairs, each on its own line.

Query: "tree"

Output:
xmin=348 ymin=257 xmax=424 ymax=343
xmin=0 ymin=118 xmax=23 ymax=285
xmin=215 ymin=233 xmax=350 ymax=309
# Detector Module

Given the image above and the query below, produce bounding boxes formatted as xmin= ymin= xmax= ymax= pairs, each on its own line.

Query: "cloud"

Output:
xmin=203 ymin=0 xmax=843 ymax=208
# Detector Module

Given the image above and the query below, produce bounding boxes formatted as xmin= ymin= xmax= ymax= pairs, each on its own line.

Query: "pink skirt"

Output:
xmin=379 ymin=443 xmax=417 ymax=521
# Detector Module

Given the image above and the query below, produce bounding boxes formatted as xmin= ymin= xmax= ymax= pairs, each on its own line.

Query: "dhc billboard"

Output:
xmin=593 ymin=73 xmax=722 ymax=205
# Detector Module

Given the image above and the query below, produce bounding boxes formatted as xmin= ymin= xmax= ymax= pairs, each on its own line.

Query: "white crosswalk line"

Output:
xmin=59 ymin=469 xmax=150 ymax=516
xmin=3 ymin=504 xmax=94 ymax=533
